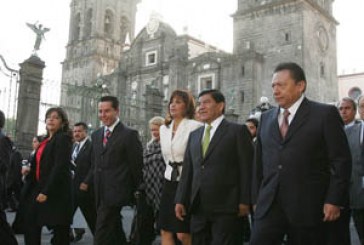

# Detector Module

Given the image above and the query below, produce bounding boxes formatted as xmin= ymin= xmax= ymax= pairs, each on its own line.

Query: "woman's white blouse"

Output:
xmin=159 ymin=119 xmax=202 ymax=181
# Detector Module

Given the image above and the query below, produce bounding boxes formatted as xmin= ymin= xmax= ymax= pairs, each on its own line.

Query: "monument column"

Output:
xmin=15 ymin=55 xmax=45 ymax=154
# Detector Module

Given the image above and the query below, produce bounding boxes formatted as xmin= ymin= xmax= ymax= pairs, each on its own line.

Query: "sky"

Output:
xmin=0 ymin=0 xmax=363 ymax=117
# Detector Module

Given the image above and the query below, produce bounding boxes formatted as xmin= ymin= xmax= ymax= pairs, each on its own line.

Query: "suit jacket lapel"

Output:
xmin=203 ymin=119 xmax=228 ymax=160
xmin=284 ymin=98 xmax=310 ymax=142
xmin=98 ymin=128 xmax=107 ymax=154
xmin=76 ymin=139 xmax=90 ymax=159
xmin=196 ymin=126 xmax=204 ymax=160
xmin=269 ymin=107 xmax=281 ymax=142
xmin=104 ymin=122 xmax=122 ymax=151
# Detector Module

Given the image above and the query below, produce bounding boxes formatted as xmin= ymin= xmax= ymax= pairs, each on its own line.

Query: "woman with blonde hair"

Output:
xmin=141 ymin=116 xmax=166 ymax=244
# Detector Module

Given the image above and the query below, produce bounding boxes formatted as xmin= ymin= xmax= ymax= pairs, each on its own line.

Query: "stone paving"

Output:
xmin=6 ymin=208 xmax=360 ymax=245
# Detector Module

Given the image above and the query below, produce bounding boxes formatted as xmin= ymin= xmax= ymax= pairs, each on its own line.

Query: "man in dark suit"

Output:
xmin=70 ymin=122 xmax=97 ymax=241
xmin=175 ymin=89 xmax=254 ymax=245
xmin=339 ymin=97 xmax=364 ymax=244
xmin=250 ymin=62 xmax=352 ymax=244
xmin=0 ymin=110 xmax=18 ymax=244
xmin=85 ymin=96 xmax=143 ymax=245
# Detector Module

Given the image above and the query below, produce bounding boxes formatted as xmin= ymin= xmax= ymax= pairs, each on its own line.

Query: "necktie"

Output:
xmin=72 ymin=143 xmax=80 ymax=161
xmin=103 ymin=129 xmax=111 ymax=147
xmin=280 ymin=109 xmax=290 ymax=138
xmin=202 ymin=124 xmax=212 ymax=157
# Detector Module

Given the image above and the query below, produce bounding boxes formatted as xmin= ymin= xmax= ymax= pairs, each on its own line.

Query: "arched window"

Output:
xmin=73 ymin=13 xmax=81 ymax=40
xmin=84 ymin=9 xmax=92 ymax=38
xmin=120 ymin=16 xmax=130 ymax=43
xmin=104 ymin=10 xmax=114 ymax=36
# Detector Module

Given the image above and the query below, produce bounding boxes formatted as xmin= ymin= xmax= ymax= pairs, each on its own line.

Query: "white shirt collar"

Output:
xmin=76 ymin=137 xmax=88 ymax=150
xmin=345 ymin=120 xmax=356 ymax=129
xmin=206 ymin=114 xmax=224 ymax=129
xmin=105 ymin=118 xmax=120 ymax=133
xmin=203 ymin=114 xmax=224 ymax=140
xmin=279 ymin=95 xmax=305 ymax=124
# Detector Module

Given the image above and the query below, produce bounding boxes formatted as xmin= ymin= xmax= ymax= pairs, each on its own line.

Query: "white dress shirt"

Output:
xmin=202 ymin=115 xmax=225 ymax=141
xmin=104 ymin=118 xmax=120 ymax=134
xmin=278 ymin=95 xmax=305 ymax=126
xmin=160 ymin=119 xmax=203 ymax=181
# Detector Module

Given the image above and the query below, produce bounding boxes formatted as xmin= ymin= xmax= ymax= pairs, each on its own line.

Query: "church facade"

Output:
xmin=60 ymin=0 xmax=338 ymax=142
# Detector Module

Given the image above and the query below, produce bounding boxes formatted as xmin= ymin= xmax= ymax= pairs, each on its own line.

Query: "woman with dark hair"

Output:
xmin=23 ymin=107 xmax=73 ymax=245
xmin=12 ymin=135 xmax=44 ymax=234
xmin=159 ymin=90 xmax=202 ymax=245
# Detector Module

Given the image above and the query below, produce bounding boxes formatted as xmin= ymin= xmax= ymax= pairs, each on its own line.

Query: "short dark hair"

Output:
xmin=165 ymin=90 xmax=196 ymax=126
xmin=339 ymin=97 xmax=357 ymax=111
xmin=198 ymin=89 xmax=226 ymax=114
xmin=246 ymin=118 xmax=259 ymax=128
xmin=74 ymin=122 xmax=88 ymax=132
xmin=0 ymin=110 xmax=5 ymax=129
xmin=274 ymin=62 xmax=307 ymax=92
xmin=100 ymin=96 xmax=119 ymax=110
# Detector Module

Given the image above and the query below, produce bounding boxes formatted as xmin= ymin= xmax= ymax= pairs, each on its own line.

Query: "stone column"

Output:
xmin=15 ymin=55 xmax=45 ymax=155
xmin=143 ymin=85 xmax=164 ymax=143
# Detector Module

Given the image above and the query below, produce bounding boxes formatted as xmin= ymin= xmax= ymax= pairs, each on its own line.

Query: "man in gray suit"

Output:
xmin=339 ymin=97 xmax=364 ymax=244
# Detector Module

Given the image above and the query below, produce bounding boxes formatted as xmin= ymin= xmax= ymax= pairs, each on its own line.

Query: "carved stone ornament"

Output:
xmin=146 ymin=13 xmax=160 ymax=38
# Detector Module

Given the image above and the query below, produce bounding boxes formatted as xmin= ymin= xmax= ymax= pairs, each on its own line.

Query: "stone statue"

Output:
xmin=26 ymin=22 xmax=50 ymax=54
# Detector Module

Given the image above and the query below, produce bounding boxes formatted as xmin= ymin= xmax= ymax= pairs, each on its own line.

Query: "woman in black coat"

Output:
xmin=23 ymin=107 xmax=73 ymax=245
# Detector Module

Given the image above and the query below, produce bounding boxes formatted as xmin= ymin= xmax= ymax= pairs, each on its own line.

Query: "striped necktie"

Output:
xmin=280 ymin=109 xmax=290 ymax=138
xmin=72 ymin=143 xmax=80 ymax=161
xmin=103 ymin=129 xmax=111 ymax=147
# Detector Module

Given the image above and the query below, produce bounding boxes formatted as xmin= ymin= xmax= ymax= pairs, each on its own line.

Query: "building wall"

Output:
xmin=338 ymin=73 xmax=364 ymax=101
xmin=233 ymin=0 xmax=338 ymax=104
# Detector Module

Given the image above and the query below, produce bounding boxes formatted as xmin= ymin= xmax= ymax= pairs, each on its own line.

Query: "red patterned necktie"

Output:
xmin=280 ymin=109 xmax=290 ymax=138
xmin=103 ymin=129 xmax=111 ymax=146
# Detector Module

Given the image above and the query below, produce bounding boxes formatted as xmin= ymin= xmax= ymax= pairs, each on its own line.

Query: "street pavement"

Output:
xmin=6 ymin=208 xmax=361 ymax=245
xmin=7 ymin=206 xmax=162 ymax=245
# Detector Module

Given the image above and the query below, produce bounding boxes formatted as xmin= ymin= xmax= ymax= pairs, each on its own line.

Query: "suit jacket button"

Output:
xmin=278 ymin=165 xmax=282 ymax=169
xmin=201 ymin=165 xmax=205 ymax=170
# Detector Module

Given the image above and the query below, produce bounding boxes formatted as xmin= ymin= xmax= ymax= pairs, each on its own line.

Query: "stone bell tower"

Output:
xmin=233 ymin=0 xmax=338 ymax=103
xmin=60 ymin=0 xmax=140 ymax=126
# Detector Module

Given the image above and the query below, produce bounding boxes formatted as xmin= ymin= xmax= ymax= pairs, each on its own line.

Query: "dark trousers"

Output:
xmin=23 ymin=188 xmax=70 ymax=245
xmin=0 ymin=210 xmax=17 ymax=245
xmin=24 ymin=223 xmax=69 ymax=245
xmin=94 ymin=205 xmax=127 ymax=245
xmin=73 ymin=189 xmax=97 ymax=235
xmin=190 ymin=210 xmax=239 ymax=245
xmin=318 ymin=207 xmax=351 ymax=245
xmin=353 ymin=208 xmax=364 ymax=245
xmin=24 ymin=201 xmax=70 ymax=245
xmin=250 ymin=199 xmax=323 ymax=245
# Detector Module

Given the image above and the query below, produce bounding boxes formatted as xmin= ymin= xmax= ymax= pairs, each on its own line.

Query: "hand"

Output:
xmin=323 ymin=203 xmax=340 ymax=222
xmin=238 ymin=204 xmax=250 ymax=217
xmin=175 ymin=204 xmax=186 ymax=221
xmin=36 ymin=193 xmax=47 ymax=203
xmin=79 ymin=183 xmax=88 ymax=191
xmin=21 ymin=166 xmax=30 ymax=176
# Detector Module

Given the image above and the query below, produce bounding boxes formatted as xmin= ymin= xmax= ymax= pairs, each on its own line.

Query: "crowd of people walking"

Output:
xmin=0 ymin=62 xmax=362 ymax=245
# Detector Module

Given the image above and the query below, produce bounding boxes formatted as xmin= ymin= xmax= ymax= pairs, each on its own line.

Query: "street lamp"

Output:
xmin=249 ymin=96 xmax=274 ymax=120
